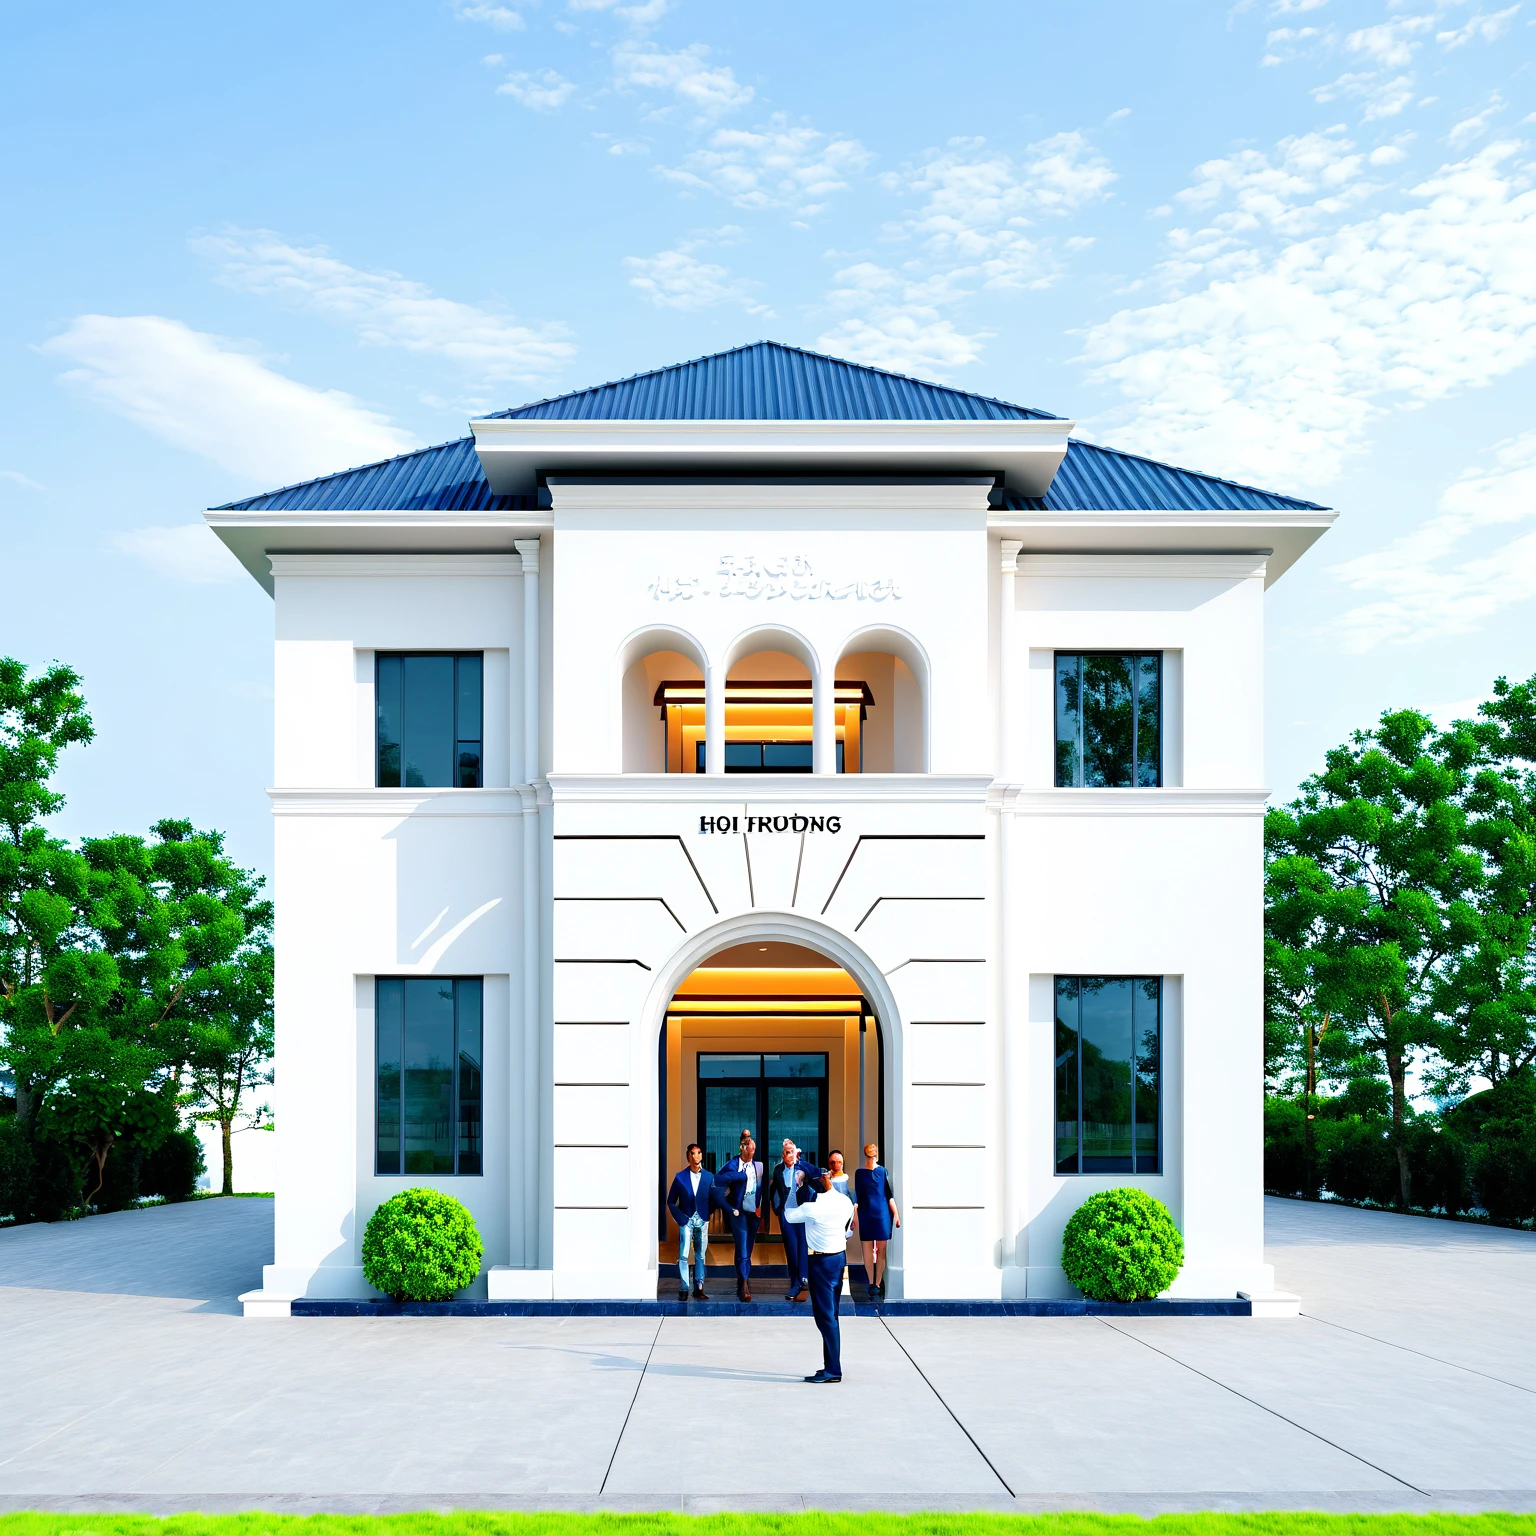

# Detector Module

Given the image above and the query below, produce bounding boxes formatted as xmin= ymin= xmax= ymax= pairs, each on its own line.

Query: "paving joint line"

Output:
xmin=598 ymin=1315 xmax=664 ymax=1498
xmin=1301 ymin=1309 xmax=1536 ymax=1397
xmin=879 ymin=1315 xmax=1015 ymax=1499
xmin=1096 ymin=1316 xmax=1428 ymax=1497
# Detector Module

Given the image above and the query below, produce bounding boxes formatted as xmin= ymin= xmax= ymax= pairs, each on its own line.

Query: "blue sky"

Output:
xmin=4 ymin=0 xmax=1534 ymax=883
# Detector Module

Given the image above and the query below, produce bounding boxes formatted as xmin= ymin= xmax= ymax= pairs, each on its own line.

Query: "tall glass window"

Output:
xmin=376 ymin=978 xmax=483 ymax=1176
xmin=377 ymin=653 xmax=483 ymax=788
xmin=1054 ymin=977 xmax=1160 ymax=1175
xmin=1055 ymin=653 xmax=1160 ymax=787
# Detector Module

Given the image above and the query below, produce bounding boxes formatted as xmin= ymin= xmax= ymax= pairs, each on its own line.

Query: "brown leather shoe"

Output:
xmin=791 ymin=1286 xmax=809 ymax=1303
xmin=743 ymin=1285 xmax=753 ymax=1302
xmin=692 ymin=1286 xmax=708 ymax=1300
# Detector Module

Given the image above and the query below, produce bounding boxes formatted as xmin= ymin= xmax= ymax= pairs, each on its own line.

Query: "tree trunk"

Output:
xmin=13 ymin=1078 xmax=33 ymax=1129
xmin=83 ymin=1136 xmax=114 ymax=1210
xmin=1385 ymin=1045 xmax=1412 ymax=1210
xmin=221 ymin=1118 xmax=234 ymax=1197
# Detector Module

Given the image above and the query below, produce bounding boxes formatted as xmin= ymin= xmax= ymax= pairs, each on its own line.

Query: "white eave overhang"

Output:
xmin=468 ymin=417 xmax=1076 ymax=497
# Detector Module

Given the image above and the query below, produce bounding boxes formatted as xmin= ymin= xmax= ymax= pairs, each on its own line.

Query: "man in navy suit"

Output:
xmin=714 ymin=1130 xmax=765 ymax=1302
xmin=666 ymin=1143 xmax=716 ymax=1301
xmin=766 ymin=1138 xmax=823 ymax=1302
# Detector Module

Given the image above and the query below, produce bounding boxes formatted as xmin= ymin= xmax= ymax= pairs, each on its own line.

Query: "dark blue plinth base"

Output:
xmin=292 ymin=1295 xmax=1252 ymax=1319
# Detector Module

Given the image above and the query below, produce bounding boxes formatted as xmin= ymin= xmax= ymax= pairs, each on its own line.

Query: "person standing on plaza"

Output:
xmin=767 ymin=1138 xmax=820 ymax=1302
xmin=666 ymin=1143 xmax=716 ymax=1302
xmin=780 ymin=1171 xmax=856 ymax=1383
xmin=715 ymin=1130 xmax=765 ymax=1302
xmin=826 ymin=1149 xmax=850 ymax=1198
xmin=854 ymin=1142 xmax=899 ymax=1302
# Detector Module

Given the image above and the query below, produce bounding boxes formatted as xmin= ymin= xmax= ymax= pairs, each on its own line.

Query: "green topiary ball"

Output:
xmin=1061 ymin=1186 xmax=1183 ymax=1303
xmin=362 ymin=1187 xmax=483 ymax=1302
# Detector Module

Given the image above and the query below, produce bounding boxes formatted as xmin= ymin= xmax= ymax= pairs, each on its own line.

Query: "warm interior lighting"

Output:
xmin=653 ymin=678 xmax=872 ymax=774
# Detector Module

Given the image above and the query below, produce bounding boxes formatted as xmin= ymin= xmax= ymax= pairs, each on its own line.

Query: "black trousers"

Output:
xmin=807 ymin=1251 xmax=845 ymax=1377
xmin=729 ymin=1210 xmax=759 ymax=1283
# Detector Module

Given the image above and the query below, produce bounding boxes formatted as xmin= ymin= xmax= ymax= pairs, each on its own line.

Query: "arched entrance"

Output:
xmin=639 ymin=914 xmax=900 ymax=1291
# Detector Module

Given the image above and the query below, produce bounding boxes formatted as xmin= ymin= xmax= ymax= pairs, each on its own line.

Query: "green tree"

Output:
xmin=1430 ymin=677 xmax=1536 ymax=1091
xmin=0 ymin=658 xmax=95 ymax=1132
xmin=1266 ymin=708 xmax=1484 ymax=1208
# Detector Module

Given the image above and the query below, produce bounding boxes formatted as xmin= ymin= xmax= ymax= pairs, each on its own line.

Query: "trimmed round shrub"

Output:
xmin=1062 ymin=1187 xmax=1184 ymax=1303
xmin=362 ymin=1187 xmax=483 ymax=1302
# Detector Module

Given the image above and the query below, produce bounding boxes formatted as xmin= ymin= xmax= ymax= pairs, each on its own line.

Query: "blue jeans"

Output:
xmin=678 ymin=1216 xmax=708 ymax=1290
xmin=808 ymin=1251 xmax=845 ymax=1377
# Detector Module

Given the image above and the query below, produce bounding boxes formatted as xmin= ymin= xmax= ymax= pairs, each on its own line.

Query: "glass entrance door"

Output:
xmin=698 ymin=1052 xmax=828 ymax=1175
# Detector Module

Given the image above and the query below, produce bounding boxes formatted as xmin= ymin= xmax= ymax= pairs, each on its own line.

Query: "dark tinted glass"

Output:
xmin=1133 ymin=979 xmax=1160 ymax=1172
xmin=403 ymin=978 xmax=455 ymax=1174
xmin=762 ymin=742 xmax=813 ymax=771
xmin=456 ymin=745 xmax=482 ymax=789
xmin=1136 ymin=655 xmax=1160 ymax=787
xmin=1081 ymin=979 xmax=1134 ymax=1171
xmin=1055 ymin=654 xmax=1161 ymax=787
xmin=456 ymin=979 xmax=483 ymax=1176
xmin=376 ymin=979 xmax=404 ymax=1174
xmin=724 ymin=742 xmax=762 ymax=770
xmin=702 ymin=1083 xmax=758 ymax=1173
xmin=764 ymin=1053 xmax=826 ymax=1079
xmin=1054 ymin=977 xmax=1079 ymax=1174
xmin=698 ymin=1053 xmax=761 ymax=1078
xmin=767 ymin=1084 xmax=821 ymax=1167
xmin=377 ymin=656 xmax=403 ymax=788
xmin=1082 ymin=656 xmax=1135 ymax=788
xmin=402 ymin=656 xmax=454 ymax=788
xmin=456 ymin=654 xmax=482 ymax=742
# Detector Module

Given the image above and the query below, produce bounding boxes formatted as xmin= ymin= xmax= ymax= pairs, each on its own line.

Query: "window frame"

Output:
xmin=1053 ymin=974 xmax=1161 ymax=1177
xmin=1053 ymin=651 xmax=1162 ymax=789
xmin=375 ymin=975 xmax=484 ymax=1178
xmin=375 ymin=651 xmax=484 ymax=789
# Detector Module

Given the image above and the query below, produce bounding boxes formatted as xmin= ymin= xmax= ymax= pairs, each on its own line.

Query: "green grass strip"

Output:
xmin=2 ymin=1516 xmax=1536 ymax=1536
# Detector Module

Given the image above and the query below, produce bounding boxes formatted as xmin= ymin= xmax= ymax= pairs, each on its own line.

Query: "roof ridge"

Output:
xmin=484 ymin=339 xmax=1060 ymax=421
xmin=1068 ymin=437 xmax=1331 ymax=511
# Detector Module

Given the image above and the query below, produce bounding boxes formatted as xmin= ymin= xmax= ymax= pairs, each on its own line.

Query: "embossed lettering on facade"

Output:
xmin=649 ymin=554 xmax=902 ymax=603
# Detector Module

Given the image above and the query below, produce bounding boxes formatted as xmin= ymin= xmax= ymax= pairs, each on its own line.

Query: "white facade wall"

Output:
xmin=253 ymin=494 xmax=1294 ymax=1304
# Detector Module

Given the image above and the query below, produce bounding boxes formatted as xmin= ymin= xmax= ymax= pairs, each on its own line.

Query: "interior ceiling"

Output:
xmin=696 ymin=942 xmax=842 ymax=970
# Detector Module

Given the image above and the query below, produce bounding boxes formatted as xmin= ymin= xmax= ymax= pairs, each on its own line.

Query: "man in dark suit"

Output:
xmin=714 ymin=1130 xmax=765 ymax=1302
xmin=766 ymin=1138 xmax=823 ymax=1302
xmin=666 ymin=1143 xmax=716 ymax=1301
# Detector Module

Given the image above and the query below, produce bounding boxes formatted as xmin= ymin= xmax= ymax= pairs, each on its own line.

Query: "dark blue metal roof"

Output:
xmin=485 ymin=341 xmax=1060 ymax=422
xmin=211 ymin=342 xmax=1329 ymax=515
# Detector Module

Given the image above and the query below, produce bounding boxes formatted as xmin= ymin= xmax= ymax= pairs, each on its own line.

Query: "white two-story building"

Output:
xmin=209 ymin=342 xmax=1333 ymax=1313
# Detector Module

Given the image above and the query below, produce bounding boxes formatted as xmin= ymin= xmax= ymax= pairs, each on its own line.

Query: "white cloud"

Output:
xmin=496 ymin=67 xmax=577 ymax=109
xmin=1311 ymin=69 xmax=1418 ymax=119
xmin=1326 ymin=429 xmax=1536 ymax=649
xmin=624 ymin=238 xmax=772 ymax=313
xmin=810 ymin=131 xmax=1114 ymax=379
xmin=454 ymin=1 xmax=526 ymax=28
xmin=0 ymin=470 xmax=44 ymax=490
xmin=570 ymin=0 xmax=671 ymax=20
xmin=1437 ymin=6 xmax=1520 ymax=48
xmin=1106 ymin=108 xmax=1132 ymax=125
xmin=193 ymin=229 xmax=575 ymax=383
xmin=1448 ymin=93 xmax=1505 ymax=149
xmin=613 ymin=41 xmax=753 ymax=120
xmin=656 ymin=114 xmax=873 ymax=218
xmin=1077 ymin=139 xmax=1536 ymax=488
xmin=1345 ymin=15 xmax=1434 ymax=67
xmin=1271 ymin=0 xmax=1329 ymax=12
xmin=1263 ymin=24 xmax=1329 ymax=64
xmin=40 ymin=315 xmax=417 ymax=484
xmin=814 ymin=314 xmax=990 ymax=378
xmin=111 ymin=524 xmax=242 ymax=585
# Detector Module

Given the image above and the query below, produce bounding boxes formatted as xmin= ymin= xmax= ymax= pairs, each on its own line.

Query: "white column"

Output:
xmin=514 ymin=537 xmax=542 ymax=1269
xmin=812 ymin=658 xmax=835 ymax=774
xmin=704 ymin=661 xmax=725 ymax=775
xmin=997 ymin=539 xmax=1023 ymax=1278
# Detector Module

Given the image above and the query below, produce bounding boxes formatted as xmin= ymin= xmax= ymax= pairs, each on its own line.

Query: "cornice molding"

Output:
xmin=1016 ymin=553 xmax=1269 ymax=580
xmin=1001 ymin=787 xmax=1270 ymax=817
xmin=206 ymin=508 xmax=553 ymax=530
xmin=544 ymin=478 xmax=994 ymax=512
xmin=545 ymin=772 xmax=992 ymax=805
xmin=268 ymin=787 xmax=527 ymax=817
xmin=267 ymin=554 xmax=523 ymax=578
xmin=987 ymin=509 xmax=1336 ymax=530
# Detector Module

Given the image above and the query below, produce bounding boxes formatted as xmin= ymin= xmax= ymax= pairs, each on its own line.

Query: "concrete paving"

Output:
xmin=1 ymin=1194 xmax=1533 ymax=1513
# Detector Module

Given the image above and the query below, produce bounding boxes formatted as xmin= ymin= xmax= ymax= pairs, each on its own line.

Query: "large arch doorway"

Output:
xmin=656 ymin=938 xmax=885 ymax=1272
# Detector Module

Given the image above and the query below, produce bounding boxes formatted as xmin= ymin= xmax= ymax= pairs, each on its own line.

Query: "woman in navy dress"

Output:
xmin=853 ymin=1141 xmax=899 ymax=1301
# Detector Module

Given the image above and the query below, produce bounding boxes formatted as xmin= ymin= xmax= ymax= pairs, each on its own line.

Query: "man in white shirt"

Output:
xmin=780 ymin=1172 xmax=855 ymax=1382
